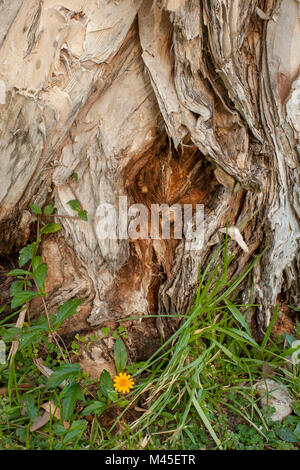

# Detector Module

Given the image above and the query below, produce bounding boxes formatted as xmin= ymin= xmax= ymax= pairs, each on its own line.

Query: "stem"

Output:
xmin=35 ymin=215 xmax=68 ymax=361
xmin=46 ymin=214 xmax=81 ymax=220
xmin=40 ymin=294 xmax=68 ymax=363
xmin=68 ymin=181 xmax=84 ymax=212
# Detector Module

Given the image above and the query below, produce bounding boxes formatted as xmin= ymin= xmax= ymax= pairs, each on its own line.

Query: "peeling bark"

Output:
xmin=0 ymin=0 xmax=299 ymax=376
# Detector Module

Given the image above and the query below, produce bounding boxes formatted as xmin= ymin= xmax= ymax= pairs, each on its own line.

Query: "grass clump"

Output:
xmin=0 ymin=228 xmax=299 ymax=450
xmin=109 ymin=237 xmax=299 ymax=450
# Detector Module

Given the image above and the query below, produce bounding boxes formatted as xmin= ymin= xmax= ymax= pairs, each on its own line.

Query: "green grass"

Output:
xmin=0 ymin=237 xmax=299 ymax=450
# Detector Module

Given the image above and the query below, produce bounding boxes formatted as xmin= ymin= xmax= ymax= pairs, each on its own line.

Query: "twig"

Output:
xmin=46 ymin=214 xmax=81 ymax=220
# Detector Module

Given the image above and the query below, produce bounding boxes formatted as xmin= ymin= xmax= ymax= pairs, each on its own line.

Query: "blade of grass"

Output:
xmin=261 ymin=305 xmax=278 ymax=350
xmin=190 ymin=388 xmax=222 ymax=449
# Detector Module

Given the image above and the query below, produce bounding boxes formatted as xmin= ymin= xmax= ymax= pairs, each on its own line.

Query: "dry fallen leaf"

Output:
xmin=30 ymin=412 xmax=50 ymax=432
xmin=8 ymin=307 xmax=27 ymax=363
xmin=0 ymin=383 xmax=31 ymax=396
xmin=33 ymin=358 xmax=67 ymax=388
xmin=40 ymin=401 xmax=69 ymax=428
xmin=262 ymin=363 xmax=275 ymax=378
xmin=41 ymin=401 xmax=61 ymax=420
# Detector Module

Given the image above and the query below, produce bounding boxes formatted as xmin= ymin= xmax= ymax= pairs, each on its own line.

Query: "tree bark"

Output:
xmin=0 ymin=0 xmax=299 ymax=376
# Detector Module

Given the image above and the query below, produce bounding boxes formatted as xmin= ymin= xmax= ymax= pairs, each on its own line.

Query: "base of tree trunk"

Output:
xmin=0 ymin=0 xmax=299 ymax=376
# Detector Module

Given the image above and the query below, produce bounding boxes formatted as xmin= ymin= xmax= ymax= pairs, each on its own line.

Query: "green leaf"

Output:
xmin=99 ymin=370 xmax=114 ymax=398
xmin=70 ymin=173 xmax=78 ymax=181
xmin=117 ymin=399 xmax=130 ymax=408
xmin=289 ymin=305 xmax=300 ymax=312
xmin=107 ymin=390 xmax=118 ymax=402
xmin=81 ymin=401 xmax=106 ymax=417
xmin=228 ymin=328 xmax=258 ymax=347
xmin=114 ymin=337 xmax=128 ymax=373
xmin=11 ymin=291 xmax=37 ymax=309
xmin=224 ymin=299 xmax=251 ymax=334
xmin=262 ymin=306 xmax=278 ymax=349
xmin=62 ymin=382 xmax=84 ymax=420
xmin=285 ymin=332 xmax=296 ymax=347
xmin=32 ymin=256 xmax=42 ymax=271
xmin=1 ymin=327 xmax=23 ymax=342
xmin=44 ymin=204 xmax=54 ymax=215
xmin=291 ymin=401 xmax=300 ymax=417
xmin=294 ymin=422 xmax=300 ymax=440
xmin=191 ymin=391 xmax=222 ymax=448
xmin=18 ymin=244 xmax=36 ymax=267
xmin=33 ymin=265 xmax=47 ymax=288
xmin=32 ymin=263 xmax=48 ymax=293
xmin=47 ymin=364 xmax=81 ymax=389
xmin=56 ymin=298 xmax=82 ymax=327
xmin=19 ymin=332 xmax=43 ymax=349
xmin=29 ymin=204 xmax=42 ymax=215
xmin=63 ymin=420 xmax=87 ymax=444
xmin=0 ymin=304 xmax=6 ymax=314
xmin=34 ymin=313 xmax=56 ymax=329
xmin=40 ymin=223 xmax=62 ymax=235
xmin=23 ymin=395 xmax=38 ymax=422
xmin=67 ymin=200 xmax=88 ymax=221
xmin=101 ymin=327 xmax=110 ymax=336
xmin=16 ymin=428 xmax=26 ymax=443
xmin=78 ymin=210 xmax=88 ymax=222
xmin=10 ymin=280 xmax=24 ymax=297
xmin=283 ymin=416 xmax=299 ymax=427
xmin=275 ymin=427 xmax=297 ymax=443
xmin=8 ymin=269 xmax=31 ymax=277
xmin=6 ymin=325 xmax=49 ymax=349
xmin=53 ymin=424 xmax=67 ymax=437
xmin=67 ymin=200 xmax=81 ymax=212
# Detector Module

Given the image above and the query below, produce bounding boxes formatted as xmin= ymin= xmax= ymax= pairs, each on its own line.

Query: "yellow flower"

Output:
xmin=113 ymin=372 xmax=135 ymax=394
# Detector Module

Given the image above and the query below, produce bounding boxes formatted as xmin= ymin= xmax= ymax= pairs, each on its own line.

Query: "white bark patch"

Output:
xmin=286 ymin=76 xmax=300 ymax=139
xmin=82 ymin=0 xmax=142 ymax=63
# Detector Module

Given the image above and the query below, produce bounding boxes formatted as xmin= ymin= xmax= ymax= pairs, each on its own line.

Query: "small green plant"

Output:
xmin=0 ymin=199 xmax=134 ymax=448
xmin=101 ymin=325 xmax=129 ymax=340
xmin=80 ymin=336 xmax=133 ymax=417
xmin=6 ymin=204 xmax=82 ymax=362
xmin=0 ymin=203 xmax=90 ymax=447
xmin=67 ymin=200 xmax=88 ymax=222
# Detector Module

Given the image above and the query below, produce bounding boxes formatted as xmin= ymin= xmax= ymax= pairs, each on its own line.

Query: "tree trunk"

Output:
xmin=0 ymin=0 xmax=299 ymax=376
